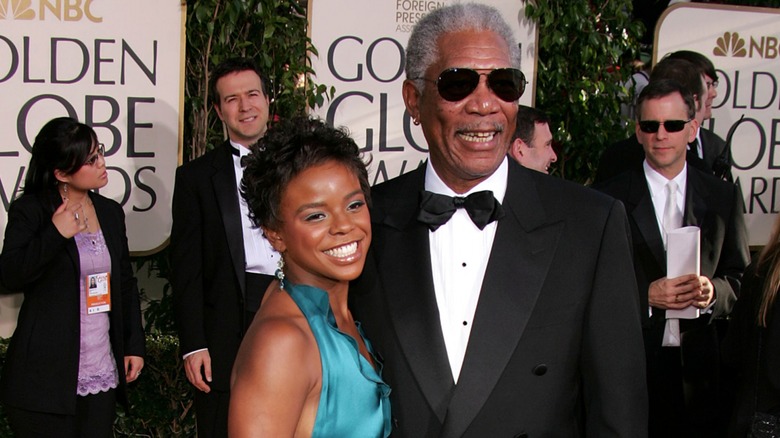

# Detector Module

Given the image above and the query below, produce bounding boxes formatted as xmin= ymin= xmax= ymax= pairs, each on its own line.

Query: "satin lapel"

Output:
xmin=376 ymin=168 xmax=454 ymax=422
xmin=213 ymin=143 xmax=247 ymax=297
xmin=441 ymin=164 xmax=563 ymax=437
xmin=628 ymin=171 xmax=666 ymax=270
xmin=683 ymin=170 xmax=708 ymax=229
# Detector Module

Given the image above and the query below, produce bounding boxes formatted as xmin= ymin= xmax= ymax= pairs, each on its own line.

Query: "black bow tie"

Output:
xmin=231 ymin=146 xmax=251 ymax=168
xmin=417 ymin=190 xmax=504 ymax=231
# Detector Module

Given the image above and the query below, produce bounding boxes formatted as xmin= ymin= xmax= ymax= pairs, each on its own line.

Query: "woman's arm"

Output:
xmin=229 ymin=317 xmax=318 ymax=437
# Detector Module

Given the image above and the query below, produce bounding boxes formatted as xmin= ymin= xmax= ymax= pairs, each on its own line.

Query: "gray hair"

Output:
xmin=405 ymin=3 xmax=522 ymax=92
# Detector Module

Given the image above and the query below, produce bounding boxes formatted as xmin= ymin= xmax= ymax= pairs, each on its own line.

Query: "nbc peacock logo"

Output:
xmin=713 ymin=32 xmax=747 ymax=57
xmin=0 ymin=0 xmax=36 ymax=20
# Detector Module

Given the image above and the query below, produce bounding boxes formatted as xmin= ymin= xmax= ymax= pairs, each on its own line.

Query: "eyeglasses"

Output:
xmin=417 ymin=68 xmax=526 ymax=102
xmin=706 ymin=80 xmax=719 ymax=90
xmin=85 ymin=143 xmax=105 ymax=166
xmin=638 ymin=119 xmax=693 ymax=133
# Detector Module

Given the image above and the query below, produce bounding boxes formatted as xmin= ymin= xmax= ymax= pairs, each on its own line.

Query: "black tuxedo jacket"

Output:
xmin=0 ymin=191 xmax=145 ymax=415
xmin=354 ymin=160 xmax=648 ymax=437
xmin=593 ymin=167 xmax=749 ymax=356
xmin=594 ymin=128 xmax=732 ymax=184
xmin=171 ymin=141 xmax=250 ymax=391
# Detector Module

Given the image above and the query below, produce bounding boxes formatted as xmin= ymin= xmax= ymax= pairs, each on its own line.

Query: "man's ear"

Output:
xmin=262 ymin=227 xmax=286 ymax=253
xmin=402 ymin=79 xmax=422 ymax=123
xmin=214 ymin=103 xmax=224 ymax=121
xmin=688 ymin=118 xmax=700 ymax=144
xmin=508 ymin=139 xmax=524 ymax=162
xmin=694 ymin=94 xmax=703 ymax=111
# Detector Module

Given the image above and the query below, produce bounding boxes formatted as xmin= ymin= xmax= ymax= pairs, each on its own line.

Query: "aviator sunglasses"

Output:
xmin=418 ymin=68 xmax=526 ymax=102
xmin=638 ymin=119 xmax=693 ymax=134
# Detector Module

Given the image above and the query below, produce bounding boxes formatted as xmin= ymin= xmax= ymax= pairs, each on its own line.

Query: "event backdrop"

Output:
xmin=656 ymin=3 xmax=780 ymax=246
xmin=0 ymin=0 xmax=184 ymax=254
xmin=308 ymin=0 xmax=538 ymax=185
xmin=0 ymin=0 xmax=184 ymax=336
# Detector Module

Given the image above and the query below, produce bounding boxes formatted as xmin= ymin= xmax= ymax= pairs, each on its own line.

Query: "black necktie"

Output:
xmin=417 ymin=190 xmax=504 ymax=231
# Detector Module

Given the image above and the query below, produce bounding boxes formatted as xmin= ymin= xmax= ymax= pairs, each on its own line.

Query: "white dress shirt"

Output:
xmin=644 ymin=161 xmax=690 ymax=346
xmin=425 ymin=158 xmax=508 ymax=382
xmin=231 ymin=141 xmax=278 ymax=275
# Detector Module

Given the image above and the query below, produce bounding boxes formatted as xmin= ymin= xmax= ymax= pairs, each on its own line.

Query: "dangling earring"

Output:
xmin=276 ymin=255 xmax=286 ymax=290
xmin=61 ymin=183 xmax=69 ymax=200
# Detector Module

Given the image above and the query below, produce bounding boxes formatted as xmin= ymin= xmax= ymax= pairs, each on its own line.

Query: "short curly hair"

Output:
xmin=240 ymin=115 xmax=370 ymax=231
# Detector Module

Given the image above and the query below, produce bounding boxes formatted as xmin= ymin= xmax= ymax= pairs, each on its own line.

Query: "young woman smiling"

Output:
xmin=229 ymin=116 xmax=390 ymax=438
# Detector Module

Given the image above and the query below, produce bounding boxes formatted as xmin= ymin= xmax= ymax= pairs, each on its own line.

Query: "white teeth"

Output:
xmin=324 ymin=242 xmax=358 ymax=258
xmin=458 ymin=132 xmax=495 ymax=142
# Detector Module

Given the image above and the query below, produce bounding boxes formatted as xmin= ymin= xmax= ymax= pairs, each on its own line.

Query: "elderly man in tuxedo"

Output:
xmin=352 ymin=3 xmax=648 ymax=437
xmin=594 ymin=79 xmax=749 ymax=437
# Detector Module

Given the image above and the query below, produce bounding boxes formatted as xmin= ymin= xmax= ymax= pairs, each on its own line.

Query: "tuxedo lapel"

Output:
xmin=627 ymin=171 xmax=666 ymax=270
xmin=441 ymin=164 xmax=564 ymax=437
xmin=683 ymin=169 xmax=708 ymax=229
xmin=374 ymin=167 xmax=454 ymax=422
xmin=212 ymin=142 xmax=246 ymax=297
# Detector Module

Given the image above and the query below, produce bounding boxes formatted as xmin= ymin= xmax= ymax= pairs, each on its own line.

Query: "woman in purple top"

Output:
xmin=0 ymin=117 xmax=145 ymax=437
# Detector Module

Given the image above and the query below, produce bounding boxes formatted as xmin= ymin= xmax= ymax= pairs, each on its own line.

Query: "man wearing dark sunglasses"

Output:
xmin=594 ymin=79 xmax=749 ymax=438
xmin=666 ymin=50 xmax=732 ymax=182
xmin=353 ymin=3 xmax=647 ymax=437
xmin=595 ymin=54 xmax=732 ymax=183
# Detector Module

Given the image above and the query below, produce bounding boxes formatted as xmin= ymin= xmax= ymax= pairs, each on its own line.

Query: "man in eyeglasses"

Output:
xmin=666 ymin=50 xmax=732 ymax=182
xmin=353 ymin=3 xmax=648 ymax=437
xmin=509 ymin=105 xmax=557 ymax=174
xmin=594 ymin=79 xmax=749 ymax=438
xmin=595 ymin=53 xmax=732 ymax=183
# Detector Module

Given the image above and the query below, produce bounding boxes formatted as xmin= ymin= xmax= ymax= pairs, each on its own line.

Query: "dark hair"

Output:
xmin=513 ymin=105 xmax=551 ymax=145
xmin=208 ymin=57 xmax=270 ymax=105
xmin=650 ymin=58 xmax=705 ymax=110
xmin=666 ymin=50 xmax=717 ymax=82
xmin=241 ymin=116 xmax=370 ymax=230
xmin=23 ymin=117 xmax=98 ymax=195
xmin=636 ymin=79 xmax=696 ymax=121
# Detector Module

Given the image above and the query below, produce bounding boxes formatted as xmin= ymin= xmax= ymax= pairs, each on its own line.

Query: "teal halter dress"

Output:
xmin=285 ymin=282 xmax=391 ymax=438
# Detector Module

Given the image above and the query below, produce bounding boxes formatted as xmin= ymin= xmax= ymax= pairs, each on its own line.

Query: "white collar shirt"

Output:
xmin=231 ymin=141 xmax=279 ymax=275
xmin=424 ymin=158 xmax=508 ymax=382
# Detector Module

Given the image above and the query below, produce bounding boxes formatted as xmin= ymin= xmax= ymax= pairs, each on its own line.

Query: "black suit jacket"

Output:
xmin=354 ymin=159 xmax=649 ymax=437
xmin=0 ymin=191 xmax=145 ymax=415
xmin=170 ymin=141 xmax=249 ymax=392
xmin=593 ymin=167 xmax=749 ymax=357
xmin=594 ymin=128 xmax=732 ymax=184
